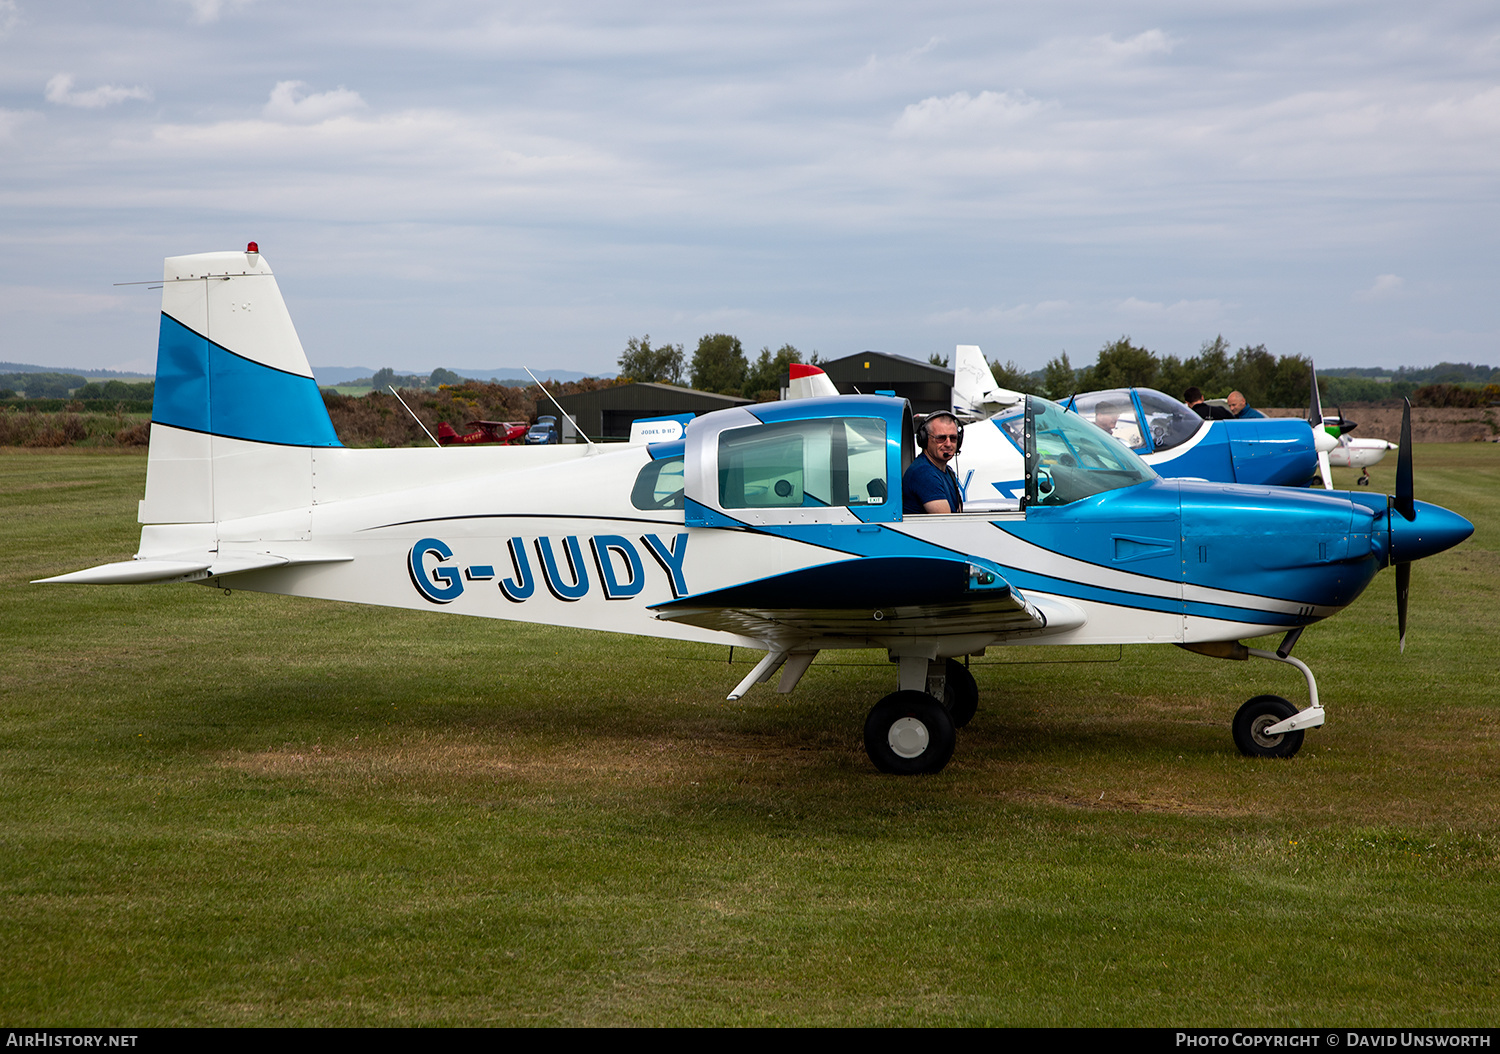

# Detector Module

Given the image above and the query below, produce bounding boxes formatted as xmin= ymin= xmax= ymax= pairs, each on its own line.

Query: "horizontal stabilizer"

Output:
xmin=36 ymin=550 xmax=351 ymax=585
xmin=35 ymin=559 xmax=212 ymax=585
xmin=953 ymin=344 xmax=1025 ymax=416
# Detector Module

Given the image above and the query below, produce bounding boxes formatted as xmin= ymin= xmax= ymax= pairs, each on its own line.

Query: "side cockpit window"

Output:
xmin=717 ymin=418 xmax=887 ymax=510
xmin=631 ymin=456 xmax=685 ymax=510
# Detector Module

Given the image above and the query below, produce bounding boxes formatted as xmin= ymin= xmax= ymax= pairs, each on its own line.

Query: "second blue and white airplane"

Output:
xmin=41 ymin=248 xmax=1473 ymax=774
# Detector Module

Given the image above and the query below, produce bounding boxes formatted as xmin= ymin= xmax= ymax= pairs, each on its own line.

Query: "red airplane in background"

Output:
xmin=436 ymin=420 xmax=528 ymax=446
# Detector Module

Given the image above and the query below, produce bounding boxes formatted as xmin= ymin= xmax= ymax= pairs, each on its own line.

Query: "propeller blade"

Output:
xmin=1307 ymin=360 xmax=1339 ymax=475
xmin=1307 ymin=360 xmax=1323 ymax=426
xmin=1337 ymin=404 xmax=1356 ymax=436
xmin=1396 ymin=561 xmax=1411 ymax=653
xmin=1395 ymin=397 xmax=1414 ymax=521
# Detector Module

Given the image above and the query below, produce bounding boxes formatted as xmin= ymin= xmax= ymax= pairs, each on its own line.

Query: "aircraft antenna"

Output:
xmin=524 ymin=368 xmax=595 ymax=449
xmin=387 ymin=386 xmax=441 ymax=448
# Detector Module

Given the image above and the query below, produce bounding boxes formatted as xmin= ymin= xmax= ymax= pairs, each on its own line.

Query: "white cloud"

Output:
xmin=263 ymin=81 xmax=367 ymax=123
xmin=0 ymin=108 xmax=32 ymax=139
xmin=176 ymin=0 xmax=254 ymax=24
xmin=893 ymin=90 xmax=1049 ymax=137
xmin=1091 ymin=29 xmax=1175 ymax=60
xmin=1355 ymin=274 xmax=1405 ymax=301
xmin=0 ymin=1 xmax=20 ymax=39
xmin=1118 ymin=297 xmax=1227 ymax=320
xmin=0 ymin=285 xmax=133 ymax=315
xmin=854 ymin=35 xmax=948 ymax=79
xmin=44 ymin=74 xmax=152 ymax=109
xmin=928 ymin=300 xmax=1072 ymax=326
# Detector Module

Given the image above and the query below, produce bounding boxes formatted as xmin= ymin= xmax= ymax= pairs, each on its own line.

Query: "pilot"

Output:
xmin=1091 ymin=400 xmax=1144 ymax=448
xmin=902 ymin=411 xmax=963 ymax=514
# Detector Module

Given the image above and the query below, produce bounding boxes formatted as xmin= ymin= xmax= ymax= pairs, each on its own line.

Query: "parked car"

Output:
xmin=524 ymin=415 xmax=559 ymax=445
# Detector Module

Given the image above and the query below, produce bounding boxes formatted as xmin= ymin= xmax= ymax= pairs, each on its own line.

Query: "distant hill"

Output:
xmin=0 ymin=361 xmax=153 ymax=380
xmin=313 ymin=365 xmax=613 ymax=387
xmin=0 ymin=361 xmax=607 ymax=386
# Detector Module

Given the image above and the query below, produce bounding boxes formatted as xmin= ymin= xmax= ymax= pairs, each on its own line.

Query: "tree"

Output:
xmin=371 ymin=367 xmax=396 ymax=391
xmin=1263 ymin=353 xmax=1314 ymax=408
xmin=989 ymin=358 xmax=1040 ymax=395
xmin=1183 ymin=336 xmax=1233 ymax=397
xmin=690 ymin=333 xmax=747 ymax=394
xmin=429 ymin=367 xmax=463 ymax=387
xmin=1040 ymin=352 xmax=1078 ymax=400
xmin=1091 ymin=336 xmax=1158 ymax=390
xmin=743 ymin=344 xmax=802 ymax=400
xmin=1228 ymin=344 xmax=1278 ymax=405
xmin=928 ymin=352 xmax=950 ymax=368
xmin=617 ymin=335 xmax=684 ymax=385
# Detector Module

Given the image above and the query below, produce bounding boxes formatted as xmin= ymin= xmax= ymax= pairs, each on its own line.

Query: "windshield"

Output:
xmin=1025 ymin=397 xmax=1156 ymax=506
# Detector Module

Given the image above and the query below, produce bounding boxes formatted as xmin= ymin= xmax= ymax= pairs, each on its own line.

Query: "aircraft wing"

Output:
xmin=650 ymin=555 xmax=1077 ymax=647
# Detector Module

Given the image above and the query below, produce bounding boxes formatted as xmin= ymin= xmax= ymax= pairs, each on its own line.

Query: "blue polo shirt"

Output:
xmin=902 ymin=453 xmax=963 ymax=514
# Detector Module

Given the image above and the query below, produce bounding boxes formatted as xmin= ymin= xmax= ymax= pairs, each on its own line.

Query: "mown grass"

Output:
xmin=2 ymin=446 xmax=1498 ymax=1025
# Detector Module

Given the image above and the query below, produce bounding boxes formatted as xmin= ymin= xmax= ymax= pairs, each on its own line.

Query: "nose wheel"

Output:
xmin=1232 ymin=695 xmax=1305 ymax=758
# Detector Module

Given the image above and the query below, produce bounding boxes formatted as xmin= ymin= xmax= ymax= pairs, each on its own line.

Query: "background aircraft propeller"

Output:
xmin=1393 ymin=398 xmax=1415 ymax=651
xmin=1307 ymin=362 xmax=1335 ymax=489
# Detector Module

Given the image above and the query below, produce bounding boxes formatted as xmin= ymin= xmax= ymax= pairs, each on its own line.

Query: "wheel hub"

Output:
xmin=888 ymin=716 xmax=930 ymax=758
xmin=1250 ymin=715 xmax=1284 ymax=749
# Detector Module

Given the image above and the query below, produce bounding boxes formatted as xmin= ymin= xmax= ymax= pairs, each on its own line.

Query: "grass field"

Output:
xmin=2 ymin=446 xmax=1498 ymax=1026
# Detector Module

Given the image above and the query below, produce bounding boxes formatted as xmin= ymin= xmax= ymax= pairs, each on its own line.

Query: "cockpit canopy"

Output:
xmin=1069 ymin=388 xmax=1205 ymax=455
xmin=637 ymin=394 xmax=1158 ymax=524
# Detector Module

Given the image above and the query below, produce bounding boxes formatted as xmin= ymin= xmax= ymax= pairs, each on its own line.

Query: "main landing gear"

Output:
xmin=724 ymin=647 xmax=976 ymax=775
xmin=863 ymin=656 xmax=976 ymax=774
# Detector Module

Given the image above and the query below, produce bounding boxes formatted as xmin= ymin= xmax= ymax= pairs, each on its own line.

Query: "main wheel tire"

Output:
xmin=1232 ymin=695 xmax=1305 ymax=758
xmin=864 ymin=691 xmax=956 ymax=775
xmin=942 ymin=658 xmax=979 ymax=728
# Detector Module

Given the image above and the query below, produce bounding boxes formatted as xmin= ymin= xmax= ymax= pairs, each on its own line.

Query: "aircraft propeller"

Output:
xmin=1307 ymin=362 xmax=1336 ymax=489
xmin=1393 ymin=397 xmax=1414 ymax=651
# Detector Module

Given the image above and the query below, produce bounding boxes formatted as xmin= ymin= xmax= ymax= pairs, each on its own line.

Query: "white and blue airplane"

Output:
xmin=950 ymin=344 xmax=1341 ymax=492
xmin=39 ymin=247 xmax=1473 ymax=774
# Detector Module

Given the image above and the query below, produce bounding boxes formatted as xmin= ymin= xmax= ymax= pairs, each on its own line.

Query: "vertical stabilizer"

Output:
xmin=141 ymin=247 xmax=340 ymax=527
xmin=787 ymin=362 xmax=841 ymax=400
xmin=952 ymin=344 xmax=1024 ymax=417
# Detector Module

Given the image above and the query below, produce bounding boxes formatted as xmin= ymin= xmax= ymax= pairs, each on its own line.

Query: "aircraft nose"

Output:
xmin=1390 ymin=500 xmax=1474 ymax=564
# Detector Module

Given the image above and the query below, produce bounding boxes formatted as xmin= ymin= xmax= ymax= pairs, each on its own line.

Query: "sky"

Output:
xmin=2 ymin=0 xmax=1497 ymax=377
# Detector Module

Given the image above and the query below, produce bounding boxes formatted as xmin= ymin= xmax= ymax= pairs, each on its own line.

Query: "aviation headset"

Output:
xmin=916 ymin=410 xmax=964 ymax=455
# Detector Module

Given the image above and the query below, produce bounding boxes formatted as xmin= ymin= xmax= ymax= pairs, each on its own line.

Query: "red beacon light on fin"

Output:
xmin=246 ymin=242 xmax=259 ymax=254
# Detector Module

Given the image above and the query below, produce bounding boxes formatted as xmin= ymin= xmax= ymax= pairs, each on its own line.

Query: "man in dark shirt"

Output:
xmin=902 ymin=411 xmax=963 ymax=514
xmin=1183 ymin=386 xmax=1231 ymax=420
